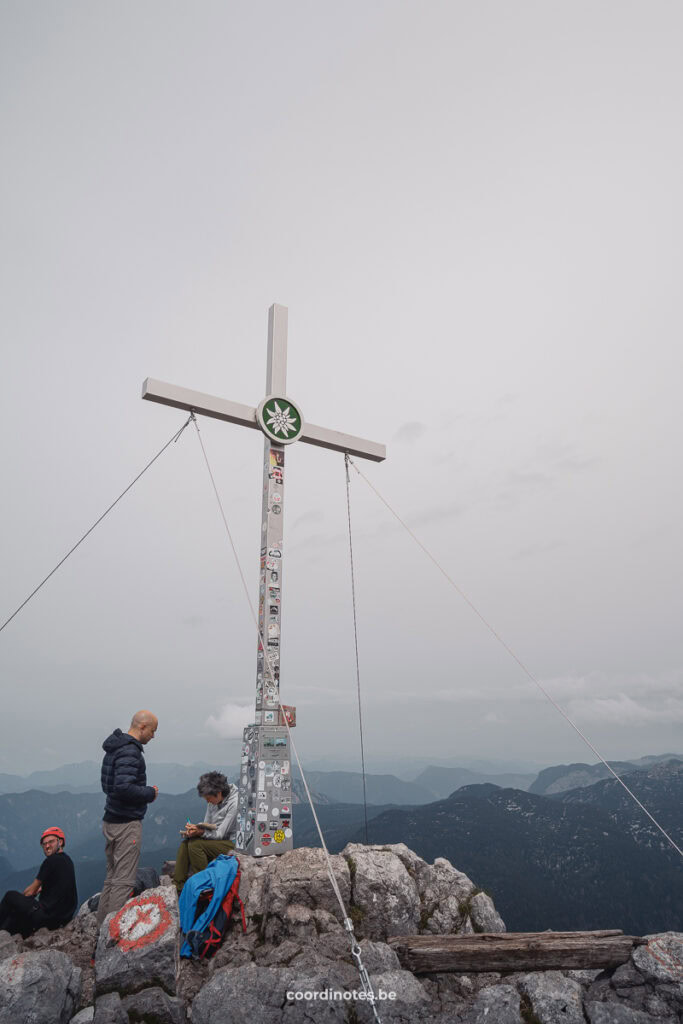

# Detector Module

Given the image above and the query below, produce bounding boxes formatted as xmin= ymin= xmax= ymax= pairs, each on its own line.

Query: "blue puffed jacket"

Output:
xmin=101 ymin=729 xmax=156 ymax=821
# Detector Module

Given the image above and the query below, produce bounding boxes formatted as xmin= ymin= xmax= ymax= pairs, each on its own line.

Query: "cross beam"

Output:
xmin=142 ymin=303 xmax=385 ymax=859
xmin=141 ymin=382 xmax=386 ymax=462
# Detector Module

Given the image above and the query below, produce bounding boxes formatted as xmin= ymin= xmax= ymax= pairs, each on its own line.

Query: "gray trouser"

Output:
xmin=96 ymin=819 xmax=142 ymax=926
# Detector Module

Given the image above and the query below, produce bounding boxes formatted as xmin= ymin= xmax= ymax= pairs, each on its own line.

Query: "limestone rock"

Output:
xmin=563 ymin=968 xmax=602 ymax=985
xmin=0 ymin=949 xmax=82 ymax=1024
xmin=236 ymin=847 xmax=351 ymax=944
xmin=122 ymin=985 xmax=187 ymax=1023
xmin=342 ymin=843 xmax=421 ymax=939
xmin=93 ymin=992 xmax=128 ymax=1023
xmin=313 ymin=908 xmax=343 ymax=934
xmin=611 ymin=960 xmax=648 ymax=990
xmin=419 ymin=972 xmax=471 ymax=1018
xmin=585 ymin=1001 xmax=677 ymax=1023
xmin=632 ymin=932 xmax=683 ymax=985
xmin=191 ymin=963 xmax=347 ymax=1023
xmin=70 ymin=1009 xmax=95 ymax=1024
xmin=342 ymin=842 xmax=506 ymax=941
xmin=77 ymin=897 xmax=98 ymax=919
xmin=95 ymin=885 xmax=179 ymax=997
xmin=0 ymin=929 xmax=19 ymax=962
xmin=469 ymin=891 xmax=506 ymax=933
xmin=368 ymin=969 xmax=430 ymax=1021
xmin=517 ymin=971 xmax=584 ymax=1024
xmin=257 ymin=937 xmax=305 ymax=968
xmin=208 ymin=930 xmax=259 ymax=971
xmin=461 ymin=983 xmax=522 ymax=1024
xmin=192 ymin=957 xmax=427 ymax=1024
xmin=358 ymin=939 xmax=402 ymax=973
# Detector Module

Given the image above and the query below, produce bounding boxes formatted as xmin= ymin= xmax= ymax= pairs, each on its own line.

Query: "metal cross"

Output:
xmin=142 ymin=304 xmax=385 ymax=857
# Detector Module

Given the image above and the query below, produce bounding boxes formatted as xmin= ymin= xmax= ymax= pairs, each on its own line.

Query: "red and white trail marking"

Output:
xmin=109 ymin=893 xmax=172 ymax=953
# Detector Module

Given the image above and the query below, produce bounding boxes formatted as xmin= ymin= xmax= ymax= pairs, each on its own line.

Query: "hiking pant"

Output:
xmin=0 ymin=891 xmax=54 ymax=938
xmin=173 ymin=838 xmax=235 ymax=893
xmin=96 ymin=820 xmax=142 ymax=926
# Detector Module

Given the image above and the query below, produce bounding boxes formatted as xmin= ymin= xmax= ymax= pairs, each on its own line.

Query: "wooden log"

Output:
xmin=386 ymin=930 xmax=646 ymax=974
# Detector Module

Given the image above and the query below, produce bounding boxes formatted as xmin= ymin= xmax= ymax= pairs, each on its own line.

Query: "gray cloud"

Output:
xmin=1 ymin=2 xmax=681 ymax=773
xmin=292 ymin=510 xmax=325 ymax=530
xmin=512 ymin=540 xmax=562 ymax=560
xmin=392 ymin=421 xmax=428 ymax=444
xmin=405 ymin=500 xmax=465 ymax=530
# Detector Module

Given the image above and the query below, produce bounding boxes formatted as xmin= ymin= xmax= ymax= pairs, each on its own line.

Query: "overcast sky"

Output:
xmin=1 ymin=2 xmax=681 ymax=777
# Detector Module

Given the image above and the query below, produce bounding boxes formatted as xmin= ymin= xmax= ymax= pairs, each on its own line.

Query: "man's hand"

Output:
xmin=23 ymin=879 xmax=41 ymax=898
xmin=185 ymin=823 xmax=204 ymax=837
xmin=151 ymin=785 xmax=158 ymax=802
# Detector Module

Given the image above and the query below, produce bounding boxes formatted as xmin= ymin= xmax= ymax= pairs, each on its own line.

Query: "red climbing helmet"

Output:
xmin=40 ymin=826 xmax=66 ymax=846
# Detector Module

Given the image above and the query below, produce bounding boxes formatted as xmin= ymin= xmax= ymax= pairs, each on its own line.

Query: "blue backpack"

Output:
xmin=178 ymin=854 xmax=246 ymax=959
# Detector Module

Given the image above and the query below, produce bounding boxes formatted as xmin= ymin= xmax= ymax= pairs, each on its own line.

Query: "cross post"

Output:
xmin=142 ymin=304 xmax=385 ymax=857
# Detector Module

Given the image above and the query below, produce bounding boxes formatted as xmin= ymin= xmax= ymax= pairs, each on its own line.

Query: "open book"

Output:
xmin=179 ymin=821 xmax=218 ymax=836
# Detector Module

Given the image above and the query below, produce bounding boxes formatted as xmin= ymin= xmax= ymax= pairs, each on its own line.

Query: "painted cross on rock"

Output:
xmin=109 ymin=893 xmax=173 ymax=952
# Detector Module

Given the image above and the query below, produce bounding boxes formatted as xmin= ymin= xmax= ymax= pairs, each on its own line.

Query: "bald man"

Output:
xmin=97 ymin=711 xmax=159 ymax=926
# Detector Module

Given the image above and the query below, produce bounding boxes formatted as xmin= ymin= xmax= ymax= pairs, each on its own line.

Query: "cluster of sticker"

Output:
xmin=236 ymin=724 xmax=293 ymax=856
xmin=236 ymin=442 xmax=294 ymax=857
xmin=255 ymin=447 xmax=284 ymax=715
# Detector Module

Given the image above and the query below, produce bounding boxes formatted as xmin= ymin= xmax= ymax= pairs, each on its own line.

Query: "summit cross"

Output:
xmin=142 ymin=303 xmax=386 ymax=857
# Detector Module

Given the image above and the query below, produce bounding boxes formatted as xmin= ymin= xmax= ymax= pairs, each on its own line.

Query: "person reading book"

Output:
xmin=173 ymin=771 xmax=238 ymax=894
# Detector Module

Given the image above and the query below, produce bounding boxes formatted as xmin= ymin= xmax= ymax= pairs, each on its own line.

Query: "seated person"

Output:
xmin=173 ymin=771 xmax=238 ymax=894
xmin=0 ymin=826 xmax=77 ymax=938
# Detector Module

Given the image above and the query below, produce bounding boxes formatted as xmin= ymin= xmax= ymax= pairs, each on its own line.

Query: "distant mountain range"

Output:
xmin=529 ymin=753 xmax=682 ymax=795
xmin=1 ymin=754 xmax=680 ymax=935
xmin=412 ymin=764 xmax=536 ymax=799
xmin=337 ymin=761 xmax=683 ymax=935
xmin=0 ymin=761 xmax=537 ymax=802
xmin=0 ymin=761 xmax=222 ymax=796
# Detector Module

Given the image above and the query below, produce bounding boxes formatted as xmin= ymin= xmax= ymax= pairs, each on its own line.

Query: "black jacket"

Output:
xmin=101 ymin=729 xmax=156 ymax=822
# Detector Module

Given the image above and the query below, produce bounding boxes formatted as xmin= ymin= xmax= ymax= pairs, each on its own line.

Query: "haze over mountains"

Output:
xmin=0 ymin=753 xmax=680 ymax=935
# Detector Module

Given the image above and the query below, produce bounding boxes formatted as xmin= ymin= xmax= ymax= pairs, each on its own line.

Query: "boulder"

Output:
xmin=585 ymin=1002 xmax=677 ymax=1023
xmin=368 ymin=968 xmax=431 ymax=1021
xmin=122 ymin=985 xmax=187 ymax=1023
xmin=95 ymin=885 xmax=179 ymax=997
xmin=0 ymin=949 xmax=82 ymax=1024
xmin=0 ymin=929 xmax=19 ymax=962
xmin=342 ymin=844 xmax=420 ymax=939
xmin=517 ymin=971 xmax=584 ymax=1024
xmin=78 ymin=896 xmax=100 ymax=918
xmin=225 ymin=843 xmax=503 ymax=947
xmin=610 ymin=961 xmax=647 ymax=990
xmin=70 ymin=1009 xmax=95 ymax=1023
xmin=416 ymin=856 xmax=487 ymax=934
xmin=461 ymin=983 xmax=522 ymax=1024
xmin=93 ymin=992 xmax=128 ymax=1023
xmin=191 ymin=963 xmax=347 ymax=1023
xmin=191 ymin=957 xmax=428 ymax=1024
xmin=469 ymin=891 xmax=506 ymax=933
xmin=237 ymin=847 xmax=351 ymax=943
xmin=340 ymin=842 xmax=506 ymax=941
xmin=632 ymin=932 xmax=683 ymax=985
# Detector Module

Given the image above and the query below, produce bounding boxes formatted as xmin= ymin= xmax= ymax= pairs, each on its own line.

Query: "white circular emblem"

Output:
xmin=256 ymin=395 xmax=304 ymax=444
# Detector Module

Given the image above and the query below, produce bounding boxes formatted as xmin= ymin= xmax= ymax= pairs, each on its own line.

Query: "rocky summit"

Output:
xmin=0 ymin=843 xmax=680 ymax=1023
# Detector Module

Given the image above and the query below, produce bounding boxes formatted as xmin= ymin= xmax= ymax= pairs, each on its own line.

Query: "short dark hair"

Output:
xmin=197 ymin=771 xmax=229 ymax=798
